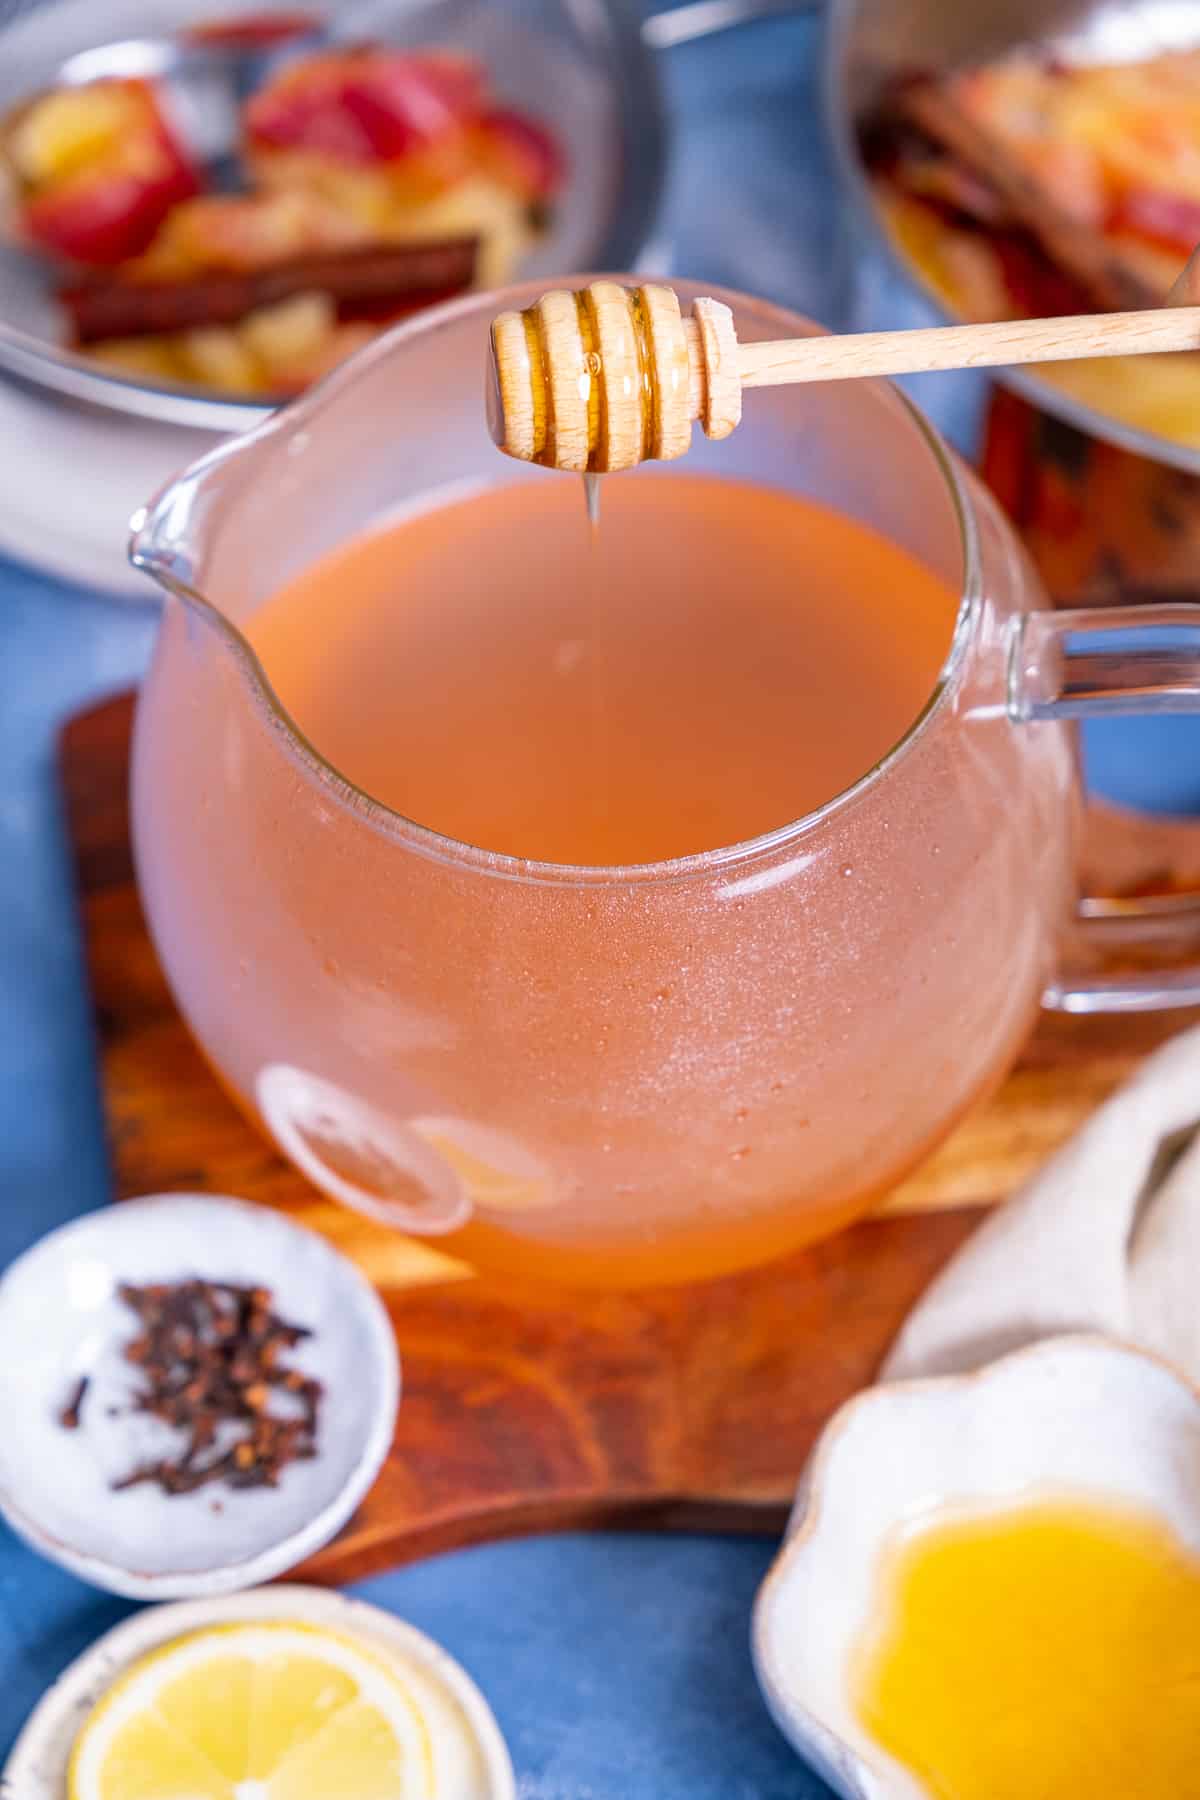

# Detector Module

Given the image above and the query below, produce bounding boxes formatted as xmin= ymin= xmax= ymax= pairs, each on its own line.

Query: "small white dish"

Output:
xmin=752 ymin=1335 xmax=1200 ymax=1800
xmin=0 ymin=1193 xmax=399 ymax=1598
xmin=0 ymin=373 xmax=223 ymax=596
xmin=2 ymin=1582 xmax=515 ymax=1800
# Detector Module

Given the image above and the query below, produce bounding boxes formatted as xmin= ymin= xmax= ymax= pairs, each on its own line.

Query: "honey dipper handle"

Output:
xmin=737 ymin=307 xmax=1200 ymax=389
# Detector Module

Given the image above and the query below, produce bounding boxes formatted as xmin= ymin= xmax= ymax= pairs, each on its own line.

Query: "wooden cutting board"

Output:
xmin=62 ymin=692 xmax=1200 ymax=1584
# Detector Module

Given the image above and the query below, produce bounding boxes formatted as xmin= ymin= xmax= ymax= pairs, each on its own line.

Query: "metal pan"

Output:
xmin=0 ymin=0 xmax=805 ymax=433
xmin=823 ymin=0 xmax=1200 ymax=475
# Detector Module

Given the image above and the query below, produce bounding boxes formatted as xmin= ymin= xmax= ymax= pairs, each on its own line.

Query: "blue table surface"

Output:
xmin=3 ymin=9 xmax=1199 ymax=1794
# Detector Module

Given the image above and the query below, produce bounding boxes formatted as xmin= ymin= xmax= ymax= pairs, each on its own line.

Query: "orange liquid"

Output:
xmin=247 ymin=474 xmax=959 ymax=866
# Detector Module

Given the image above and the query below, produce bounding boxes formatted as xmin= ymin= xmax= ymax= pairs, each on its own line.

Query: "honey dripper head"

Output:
xmin=488 ymin=280 xmax=742 ymax=473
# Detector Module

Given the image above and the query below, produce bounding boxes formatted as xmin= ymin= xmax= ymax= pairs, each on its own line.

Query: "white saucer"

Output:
xmin=0 ymin=1193 xmax=399 ymax=1598
xmin=3 ymin=1583 xmax=516 ymax=1800
xmin=0 ymin=374 xmax=226 ymax=596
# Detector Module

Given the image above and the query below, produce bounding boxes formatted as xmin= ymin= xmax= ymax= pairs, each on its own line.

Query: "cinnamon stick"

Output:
xmin=61 ymin=235 xmax=478 ymax=343
xmin=894 ymin=80 xmax=1156 ymax=312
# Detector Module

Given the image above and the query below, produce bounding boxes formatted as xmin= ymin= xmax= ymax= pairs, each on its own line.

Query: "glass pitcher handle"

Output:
xmin=1010 ymin=605 xmax=1200 ymax=1014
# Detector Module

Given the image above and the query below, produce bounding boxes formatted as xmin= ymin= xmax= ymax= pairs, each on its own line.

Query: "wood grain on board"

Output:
xmin=62 ymin=692 xmax=1200 ymax=1581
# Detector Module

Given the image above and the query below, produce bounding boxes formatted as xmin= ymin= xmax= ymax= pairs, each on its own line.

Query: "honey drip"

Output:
xmin=582 ymin=474 xmax=611 ymax=834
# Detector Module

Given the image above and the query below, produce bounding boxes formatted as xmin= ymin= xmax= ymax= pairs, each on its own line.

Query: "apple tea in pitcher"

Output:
xmin=131 ymin=279 xmax=1081 ymax=1288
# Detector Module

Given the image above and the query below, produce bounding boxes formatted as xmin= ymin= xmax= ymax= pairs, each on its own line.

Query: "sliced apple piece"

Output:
xmin=245 ymin=50 xmax=483 ymax=165
xmin=474 ymin=106 xmax=565 ymax=201
xmin=11 ymin=83 xmax=141 ymax=186
xmin=12 ymin=79 xmax=200 ymax=265
xmin=25 ymin=161 xmax=193 ymax=265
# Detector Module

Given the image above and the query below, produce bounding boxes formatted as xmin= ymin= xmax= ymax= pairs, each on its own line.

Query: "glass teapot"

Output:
xmin=130 ymin=277 xmax=1200 ymax=1289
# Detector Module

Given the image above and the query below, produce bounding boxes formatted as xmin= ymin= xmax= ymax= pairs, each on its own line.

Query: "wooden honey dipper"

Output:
xmin=488 ymin=279 xmax=1200 ymax=472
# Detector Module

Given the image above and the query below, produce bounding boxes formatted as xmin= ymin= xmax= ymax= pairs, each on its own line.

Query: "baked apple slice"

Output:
xmin=8 ymin=78 xmax=201 ymax=265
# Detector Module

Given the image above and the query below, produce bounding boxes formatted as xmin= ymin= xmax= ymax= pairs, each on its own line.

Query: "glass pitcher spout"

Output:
xmin=129 ymin=399 xmax=294 ymax=619
xmin=128 ymin=283 xmax=527 ymax=643
xmin=129 ymin=453 xmax=227 ymax=605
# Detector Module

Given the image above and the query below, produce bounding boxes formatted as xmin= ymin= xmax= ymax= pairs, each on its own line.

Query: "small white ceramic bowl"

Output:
xmin=0 ymin=1193 xmax=399 ymax=1598
xmin=752 ymin=1335 xmax=1200 ymax=1800
xmin=2 ymin=1582 xmax=515 ymax=1800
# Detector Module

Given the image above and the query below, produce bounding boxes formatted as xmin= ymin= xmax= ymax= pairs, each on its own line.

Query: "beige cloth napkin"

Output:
xmin=884 ymin=1022 xmax=1200 ymax=1383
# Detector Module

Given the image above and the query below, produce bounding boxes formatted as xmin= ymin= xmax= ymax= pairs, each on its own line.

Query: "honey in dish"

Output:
xmin=853 ymin=1497 xmax=1200 ymax=1799
xmin=247 ymin=472 xmax=958 ymax=866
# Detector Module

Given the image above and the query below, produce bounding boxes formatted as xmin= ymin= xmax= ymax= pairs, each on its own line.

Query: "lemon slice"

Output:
xmin=68 ymin=1621 xmax=434 ymax=1800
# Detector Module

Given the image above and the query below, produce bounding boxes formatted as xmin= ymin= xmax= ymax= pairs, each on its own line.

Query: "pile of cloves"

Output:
xmin=59 ymin=1277 xmax=323 ymax=1496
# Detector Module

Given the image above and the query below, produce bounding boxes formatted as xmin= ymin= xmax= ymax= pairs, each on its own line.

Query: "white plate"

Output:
xmin=0 ymin=375 xmax=225 ymax=596
xmin=0 ymin=1193 xmax=399 ymax=1598
xmin=752 ymin=1335 xmax=1200 ymax=1800
xmin=1 ymin=1583 xmax=515 ymax=1800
